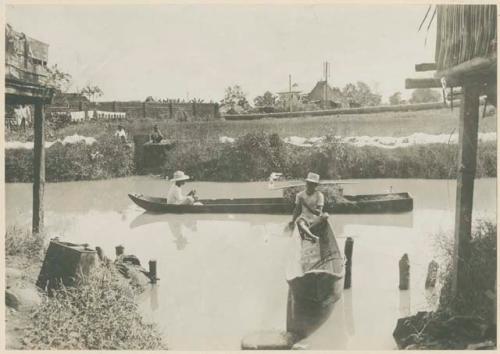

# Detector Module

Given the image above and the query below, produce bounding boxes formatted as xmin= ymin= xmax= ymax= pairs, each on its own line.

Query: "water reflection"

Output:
xmin=398 ymin=290 xmax=411 ymax=317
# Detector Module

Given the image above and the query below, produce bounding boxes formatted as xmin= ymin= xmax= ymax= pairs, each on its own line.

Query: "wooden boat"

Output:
xmin=285 ymin=220 xmax=345 ymax=339
xmin=128 ymin=192 xmax=413 ymax=214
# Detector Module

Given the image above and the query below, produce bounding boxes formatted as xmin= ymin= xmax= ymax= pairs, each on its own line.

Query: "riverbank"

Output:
xmin=4 ymin=131 xmax=497 ymax=182
xmin=5 ymin=228 xmax=166 ymax=350
xmin=393 ymin=220 xmax=497 ymax=350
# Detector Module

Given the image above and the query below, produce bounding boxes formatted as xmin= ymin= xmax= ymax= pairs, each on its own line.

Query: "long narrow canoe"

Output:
xmin=285 ymin=220 xmax=345 ymax=339
xmin=128 ymin=192 xmax=413 ymax=214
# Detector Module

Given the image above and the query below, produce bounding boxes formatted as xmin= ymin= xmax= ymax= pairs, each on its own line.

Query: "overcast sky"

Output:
xmin=7 ymin=4 xmax=437 ymax=102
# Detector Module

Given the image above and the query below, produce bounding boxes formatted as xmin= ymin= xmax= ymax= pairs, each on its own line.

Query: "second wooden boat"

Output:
xmin=128 ymin=192 xmax=413 ymax=214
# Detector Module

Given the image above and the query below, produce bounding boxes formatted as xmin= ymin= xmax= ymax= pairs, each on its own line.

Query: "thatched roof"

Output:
xmin=435 ymin=5 xmax=496 ymax=71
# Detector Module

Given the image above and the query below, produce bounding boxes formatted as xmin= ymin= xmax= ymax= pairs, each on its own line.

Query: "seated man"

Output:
xmin=289 ymin=172 xmax=328 ymax=243
xmin=167 ymin=171 xmax=201 ymax=205
xmin=150 ymin=125 xmax=164 ymax=143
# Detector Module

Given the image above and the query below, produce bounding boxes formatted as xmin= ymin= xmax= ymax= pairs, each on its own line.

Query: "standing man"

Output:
xmin=289 ymin=172 xmax=328 ymax=242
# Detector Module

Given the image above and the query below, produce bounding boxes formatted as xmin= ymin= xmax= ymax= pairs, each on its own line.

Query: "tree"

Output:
xmin=45 ymin=64 xmax=72 ymax=93
xmin=409 ymin=88 xmax=441 ymax=104
xmin=342 ymin=81 xmax=382 ymax=106
xmin=389 ymin=92 xmax=403 ymax=105
xmin=220 ymin=85 xmax=250 ymax=110
xmin=80 ymin=85 xmax=104 ymax=103
xmin=254 ymin=91 xmax=278 ymax=107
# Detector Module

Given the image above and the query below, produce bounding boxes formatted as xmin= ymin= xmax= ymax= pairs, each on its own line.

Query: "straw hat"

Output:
xmin=171 ymin=170 xmax=190 ymax=181
xmin=305 ymin=172 xmax=320 ymax=184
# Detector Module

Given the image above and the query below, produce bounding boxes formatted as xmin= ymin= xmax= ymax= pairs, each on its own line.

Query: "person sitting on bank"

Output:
xmin=167 ymin=171 xmax=201 ymax=205
xmin=114 ymin=125 xmax=127 ymax=143
xmin=150 ymin=125 xmax=164 ymax=143
xmin=288 ymin=172 xmax=328 ymax=243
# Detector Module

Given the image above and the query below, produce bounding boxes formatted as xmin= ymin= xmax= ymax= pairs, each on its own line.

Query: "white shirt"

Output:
xmin=167 ymin=184 xmax=187 ymax=204
xmin=114 ymin=129 xmax=127 ymax=138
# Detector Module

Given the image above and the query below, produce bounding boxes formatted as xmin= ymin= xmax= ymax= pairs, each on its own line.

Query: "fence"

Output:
xmin=47 ymin=100 xmax=220 ymax=121
xmin=223 ymin=102 xmax=450 ymax=121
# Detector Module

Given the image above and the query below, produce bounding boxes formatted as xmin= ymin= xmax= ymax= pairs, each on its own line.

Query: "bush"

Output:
xmin=5 ymin=135 xmax=134 ymax=182
xmin=23 ymin=264 xmax=167 ymax=350
xmin=437 ymin=220 xmax=497 ymax=321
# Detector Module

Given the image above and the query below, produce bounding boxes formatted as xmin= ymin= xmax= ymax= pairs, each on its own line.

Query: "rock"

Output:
xmin=393 ymin=312 xmax=432 ymax=349
xmin=5 ymin=286 xmax=42 ymax=311
xmin=241 ymin=330 xmax=298 ymax=350
xmin=5 ymin=290 xmax=20 ymax=310
xmin=466 ymin=340 xmax=496 ymax=350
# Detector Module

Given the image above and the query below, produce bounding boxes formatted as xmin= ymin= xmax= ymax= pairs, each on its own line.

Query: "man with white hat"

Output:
xmin=289 ymin=172 xmax=328 ymax=242
xmin=167 ymin=170 xmax=199 ymax=205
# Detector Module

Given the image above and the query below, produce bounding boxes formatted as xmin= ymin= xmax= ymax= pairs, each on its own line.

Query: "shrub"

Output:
xmin=5 ymin=135 xmax=134 ymax=182
xmin=23 ymin=264 xmax=167 ymax=350
xmin=5 ymin=227 xmax=45 ymax=261
xmin=436 ymin=220 xmax=497 ymax=321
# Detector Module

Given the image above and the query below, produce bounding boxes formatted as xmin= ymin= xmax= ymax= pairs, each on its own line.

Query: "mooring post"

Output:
xmin=399 ymin=254 xmax=410 ymax=290
xmin=425 ymin=260 xmax=439 ymax=289
xmin=344 ymin=237 xmax=354 ymax=289
xmin=115 ymin=245 xmax=124 ymax=257
xmin=32 ymin=100 xmax=45 ymax=234
xmin=96 ymin=246 xmax=104 ymax=261
xmin=148 ymin=259 xmax=157 ymax=283
xmin=451 ymin=81 xmax=480 ymax=300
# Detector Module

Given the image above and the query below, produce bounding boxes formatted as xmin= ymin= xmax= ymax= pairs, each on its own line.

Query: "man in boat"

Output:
xmin=150 ymin=124 xmax=164 ymax=143
xmin=289 ymin=172 xmax=328 ymax=243
xmin=167 ymin=170 xmax=200 ymax=205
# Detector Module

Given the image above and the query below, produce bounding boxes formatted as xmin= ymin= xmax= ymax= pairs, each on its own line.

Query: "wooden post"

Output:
xmin=169 ymin=102 xmax=173 ymax=119
xmin=344 ymin=237 xmax=354 ymax=289
xmin=32 ymin=101 xmax=45 ymax=234
xmin=451 ymin=81 xmax=481 ymax=298
xmin=399 ymin=254 xmax=410 ymax=290
xmin=115 ymin=245 xmax=124 ymax=257
xmin=425 ymin=260 xmax=439 ymax=289
xmin=148 ymin=259 xmax=158 ymax=283
xmin=214 ymin=103 xmax=219 ymax=118
xmin=142 ymin=102 xmax=147 ymax=118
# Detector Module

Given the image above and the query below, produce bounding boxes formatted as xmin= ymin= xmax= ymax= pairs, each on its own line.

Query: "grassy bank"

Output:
xmin=6 ymin=108 xmax=496 ymax=144
xmin=5 ymin=132 xmax=497 ymax=182
xmin=5 ymin=228 xmax=167 ymax=350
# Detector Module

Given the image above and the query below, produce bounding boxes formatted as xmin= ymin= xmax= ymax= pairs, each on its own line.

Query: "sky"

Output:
xmin=7 ymin=4 xmax=437 ymax=102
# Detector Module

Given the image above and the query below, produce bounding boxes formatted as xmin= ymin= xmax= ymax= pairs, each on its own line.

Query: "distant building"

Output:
xmin=52 ymin=92 xmax=90 ymax=108
xmin=308 ymin=81 xmax=345 ymax=108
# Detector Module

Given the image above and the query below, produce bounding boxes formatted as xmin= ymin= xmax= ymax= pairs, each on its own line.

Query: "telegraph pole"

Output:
xmin=323 ymin=61 xmax=330 ymax=108
xmin=289 ymin=74 xmax=292 ymax=112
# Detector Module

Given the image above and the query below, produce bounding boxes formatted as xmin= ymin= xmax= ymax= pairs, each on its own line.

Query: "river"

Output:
xmin=5 ymin=177 xmax=496 ymax=350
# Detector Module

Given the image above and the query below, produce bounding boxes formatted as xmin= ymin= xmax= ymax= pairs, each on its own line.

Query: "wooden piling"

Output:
xmin=115 ymin=245 xmax=124 ymax=257
xmin=32 ymin=101 xmax=45 ymax=234
xmin=95 ymin=246 xmax=104 ymax=261
xmin=451 ymin=81 xmax=481 ymax=298
xmin=149 ymin=259 xmax=158 ymax=283
xmin=399 ymin=254 xmax=410 ymax=290
xmin=344 ymin=237 xmax=354 ymax=289
xmin=425 ymin=260 xmax=439 ymax=289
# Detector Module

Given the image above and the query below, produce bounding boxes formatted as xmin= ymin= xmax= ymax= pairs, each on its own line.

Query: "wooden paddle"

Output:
xmin=270 ymin=181 xmax=359 ymax=190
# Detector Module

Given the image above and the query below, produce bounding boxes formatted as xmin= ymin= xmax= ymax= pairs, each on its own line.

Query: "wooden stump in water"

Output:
xmin=344 ymin=237 xmax=354 ymax=289
xmin=399 ymin=254 xmax=410 ymax=290
xmin=425 ymin=260 xmax=439 ymax=289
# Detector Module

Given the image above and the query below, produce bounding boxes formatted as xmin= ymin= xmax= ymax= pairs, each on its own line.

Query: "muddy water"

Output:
xmin=5 ymin=177 xmax=496 ymax=350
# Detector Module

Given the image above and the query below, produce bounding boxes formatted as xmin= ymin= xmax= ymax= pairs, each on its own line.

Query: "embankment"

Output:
xmin=5 ymin=132 xmax=497 ymax=183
